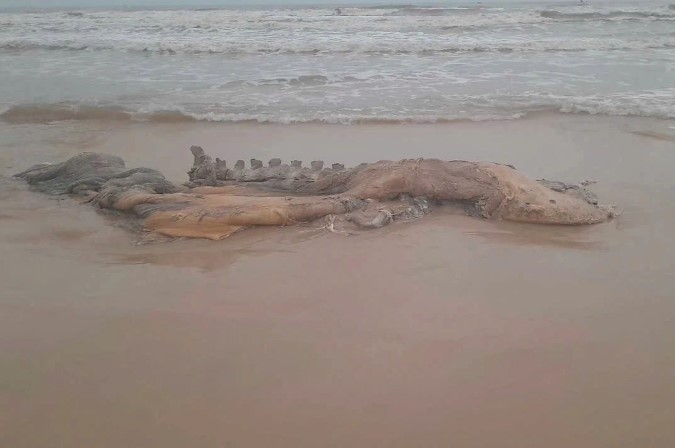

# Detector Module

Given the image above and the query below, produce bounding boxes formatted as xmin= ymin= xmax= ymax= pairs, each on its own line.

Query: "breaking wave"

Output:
xmin=540 ymin=10 xmax=675 ymax=20
xmin=0 ymin=104 xmax=196 ymax=124
xmin=1 ymin=5 xmax=674 ymax=59
xmin=386 ymin=7 xmax=474 ymax=16
xmin=1 ymin=5 xmax=673 ymax=128
xmin=3 ymin=93 xmax=674 ymax=126
xmin=2 ymin=37 xmax=674 ymax=55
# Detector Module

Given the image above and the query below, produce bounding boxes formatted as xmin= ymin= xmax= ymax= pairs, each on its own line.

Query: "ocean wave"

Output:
xmin=0 ymin=103 xmax=195 ymax=124
xmin=387 ymin=7 xmax=474 ymax=17
xmin=1 ymin=5 xmax=672 ymax=55
xmin=540 ymin=10 xmax=675 ymax=21
xmin=0 ymin=42 xmax=91 ymax=52
xmin=2 ymin=36 xmax=674 ymax=55
xmin=0 ymin=9 xmax=546 ymax=31
xmin=220 ymin=75 xmax=333 ymax=87
xmin=3 ymin=6 xmax=673 ymax=38
xmin=3 ymin=93 xmax=674 ymax=126
xmin=364 ymin=4 xmax=416 ymax=9
xmin=0 ymin=103 xmax=528 ymax=125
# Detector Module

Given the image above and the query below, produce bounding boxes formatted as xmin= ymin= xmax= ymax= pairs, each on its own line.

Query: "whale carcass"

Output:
xmin=14 ymin=147 xmax=615 ymax=240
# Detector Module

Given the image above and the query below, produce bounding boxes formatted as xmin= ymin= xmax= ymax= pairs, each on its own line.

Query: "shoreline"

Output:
xmin=3 ymin=104 xmax=675 ymax=127
xmin=2 ymin=111 xmax=674 ymax=178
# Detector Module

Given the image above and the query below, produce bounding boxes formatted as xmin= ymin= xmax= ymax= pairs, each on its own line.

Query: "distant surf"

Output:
xmin=4 ymin=91 xmax=675 ymax=125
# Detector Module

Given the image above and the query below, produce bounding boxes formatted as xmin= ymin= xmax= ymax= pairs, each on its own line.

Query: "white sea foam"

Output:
xmin=2 ymin=35 xmax=675 ymax=54
xmin=3 ymin=88 xmax=674 ymax=125
xmin=0 ymin=2 xmax=673 ymax=123
xmin=1 ymin=5 xmax=674 ymax=55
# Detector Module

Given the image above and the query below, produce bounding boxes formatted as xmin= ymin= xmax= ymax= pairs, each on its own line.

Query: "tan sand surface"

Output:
xmin=1 ymin=114 xmax=674 ymax=447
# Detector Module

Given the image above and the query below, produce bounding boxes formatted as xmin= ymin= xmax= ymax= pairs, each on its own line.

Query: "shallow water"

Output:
xmin=1 ymin=115 xmax=674 ymax=447
xmin=1 ymin=1 xmax=675 ymax=123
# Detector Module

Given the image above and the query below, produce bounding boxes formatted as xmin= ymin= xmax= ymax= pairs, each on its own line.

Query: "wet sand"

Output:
xmin=1 ymin=114 xmax=674 ymax=447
